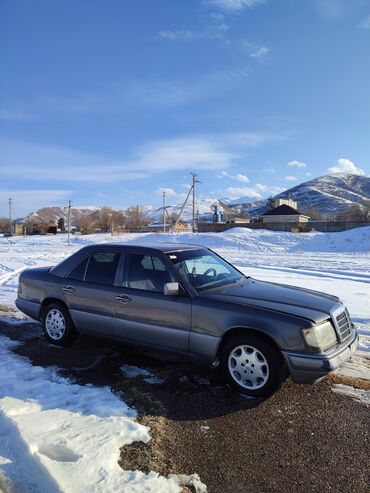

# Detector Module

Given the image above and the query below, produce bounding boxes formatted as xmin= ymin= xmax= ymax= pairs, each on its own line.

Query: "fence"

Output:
xmin=197 ymin=221 xmax=370 ymax=233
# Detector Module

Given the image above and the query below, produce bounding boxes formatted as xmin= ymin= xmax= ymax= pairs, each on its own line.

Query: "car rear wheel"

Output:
xmin=42 ymin=302 xmax=78 ymax=346
xmin=221 ymin=334 xmax=284 ymax=397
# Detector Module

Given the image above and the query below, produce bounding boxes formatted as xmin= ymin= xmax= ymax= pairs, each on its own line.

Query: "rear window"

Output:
xmin=85 ymin=252 xmax=120 ymax=286
xmin=67 ymin=256 xmax=89 ymax=281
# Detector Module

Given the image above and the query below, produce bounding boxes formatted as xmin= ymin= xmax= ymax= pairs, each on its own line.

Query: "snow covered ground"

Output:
xmin=0 ymin=228 xmax=369 ymax=491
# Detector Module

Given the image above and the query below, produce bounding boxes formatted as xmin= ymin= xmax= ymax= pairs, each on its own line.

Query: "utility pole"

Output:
xmin=163 ymin=191 xmax=166 ymax=233
xmin=191 ymin=173 xmax=201 ymax=233
xmin=8 ymin=197 xmax=12 ymax=235
xmin=111 ymin=214 xmax=114 ymax=237
xmin=67 ymin=200 xmax=72 ymax=245
xmin=192 ymin=173 xmax=196 ymax=233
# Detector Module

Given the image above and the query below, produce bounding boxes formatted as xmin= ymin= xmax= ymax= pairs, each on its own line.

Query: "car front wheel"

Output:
xmin=221 ymin=334 xmax=284 ymax=397
xmin=42 ymin=302 xmax=78 ymax=346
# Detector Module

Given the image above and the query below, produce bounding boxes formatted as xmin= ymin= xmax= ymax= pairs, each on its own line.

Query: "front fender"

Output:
xmin=189 ymin=297 xmax=311 ymax=360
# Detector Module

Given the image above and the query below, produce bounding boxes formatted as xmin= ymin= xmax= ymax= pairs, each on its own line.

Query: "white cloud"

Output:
xmin=158 ymin=30 xmax=202 ymax=41
xmin=314 ymin=0 xmax=347 ymax=20
xmin=207 ymin=0 xmax=266 ymax=12
xmin=226 ymin=183 xmax=284 ymax=200
xmin=157 ymin=187 xmax=178 ymax=197
xmin=0 ymin=132 xmax=278 ymax=184
xmin=158 ymin=23 xmax=230 ymax=42
xmin=226 ymin=187 xmax=262 ymax=200
xmin=235 ymin=173 xmax=249 ymax=182
xmin=240 ymin=41 xmax=270 ymax=60
xmin=359 ymin=15 xmax=370 ymax=29
xmin=250 ymin=46 xmax=270 ymax=59
xmin=27 ymin=65 xmax=255 ymax=117
xmin=157 ymin=187 xmax=187 ymax=202
xmin=219 ymin=171 xmax=250 ymax=182
xmin=288 ymin=160 xmax=306 ymax=168
xmin=285 ymin=175 xmax=297 ymax=181
xmin=328 ymin=158 xmax=365 ymax=176
xmin=262 ymin=167 xmax=277 ymax=174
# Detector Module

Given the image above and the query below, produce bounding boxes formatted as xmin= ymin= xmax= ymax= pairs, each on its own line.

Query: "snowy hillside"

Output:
xmin=145 ymin=198 xmax=220 ymax=223
xmin=274 ymin=173 xmax=369 ymax=214
xmin=228 ymin=173 xmax=370 ymax=218
xmin=25 ymin=206 xmax=103 ymax=224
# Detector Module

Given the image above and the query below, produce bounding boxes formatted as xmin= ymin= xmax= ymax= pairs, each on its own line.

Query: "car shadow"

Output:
xmin=0 ymin=320 xmax=265 ymax=421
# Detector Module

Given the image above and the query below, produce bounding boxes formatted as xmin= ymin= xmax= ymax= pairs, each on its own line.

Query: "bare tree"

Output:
xmin=76 ymin=215 xmax=96 ymax=235
xmin=97 ymin=207 xmax=114 ymax=233
xmin=57 ymin=217 xmax=65 ymax=231
xmin=306 ymin=207 xmax=322 ymax=220
xmin=24 ymin=218 xmax=48 ymax=235
xmin=124 ymin=205 xmax=148 ymax=231
xmin=336 ymin=204 xmax=369 ymax=223
xmin=0 ymin=218 xmax=10 ymax=234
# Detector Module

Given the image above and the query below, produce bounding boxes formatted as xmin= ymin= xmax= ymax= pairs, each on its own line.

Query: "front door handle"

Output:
xmin=62 ymin=286 xmax=76 ymax=294
xmin=116 ymin=294 xmax=132 ymax=303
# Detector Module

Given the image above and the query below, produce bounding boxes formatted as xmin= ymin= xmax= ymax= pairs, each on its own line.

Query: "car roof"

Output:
xmin=51 ymin=242 xmax=208 ymax=278
xmin=82 ymin=242 xmax=206 ymax=253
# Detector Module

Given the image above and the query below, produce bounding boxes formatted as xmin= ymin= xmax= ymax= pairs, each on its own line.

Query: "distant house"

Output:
xmin=143 ymin=222 xmax=190 ymax=233
xmin=225 ymin=217 xmax=250 ymax=224
xmin=267 ymin=197 xmax=298 ymax=210
xmin=261 ymin=204 xmax=310 ymax=223
xmin=15 ymin=220 xmax=27 ymax=236
xmin=47 ymin=220 xmax=58 ymax=234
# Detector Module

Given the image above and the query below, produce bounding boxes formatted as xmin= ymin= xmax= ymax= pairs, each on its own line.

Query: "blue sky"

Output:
xmin=1 ymin=0 xmax=369 ymax=216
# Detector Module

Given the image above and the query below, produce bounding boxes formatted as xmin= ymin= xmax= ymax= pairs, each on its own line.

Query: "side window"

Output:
xmin=124 ymin=253 xmax=173 ymax=292
xmin=85 ymin=252 xmax=120 ymax=286
xmin=67 ymin=256 xmax=89 ymax=281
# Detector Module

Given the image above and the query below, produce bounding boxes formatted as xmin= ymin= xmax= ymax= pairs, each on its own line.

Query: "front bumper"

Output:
xmin=282 ymin=330 xmax=359 ymax=384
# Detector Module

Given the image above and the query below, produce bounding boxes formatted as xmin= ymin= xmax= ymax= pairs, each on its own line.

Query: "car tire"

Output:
xmin=221 ymin=334 xmax=285 ymax=397
xmin=42 ymin=302 xmax=78 ymax=346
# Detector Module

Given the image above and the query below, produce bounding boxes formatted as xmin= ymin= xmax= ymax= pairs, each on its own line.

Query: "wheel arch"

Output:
xmin=40 ymin=297 xmax=68 ymax=320
xmin=217 ymin=326 xmax=283 ymax=361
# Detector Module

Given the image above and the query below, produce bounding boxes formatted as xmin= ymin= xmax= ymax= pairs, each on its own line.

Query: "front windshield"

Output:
xmin=167 ymin=248 xmax=244 ymax=291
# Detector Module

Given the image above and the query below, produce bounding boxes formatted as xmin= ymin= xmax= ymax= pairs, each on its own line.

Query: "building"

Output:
xmin=15 ymin=222 xmax=26 ymax=235
xmin=261 ymin=204 xmax=310 ymax=223
xmin=225 ymin=217 xmax=250 ymax=224
xmin=142 ymin=222 xmax=190 ymax=233
xmin=267 ymin=197 xmax=298 ymax=210
xmin=46 ymin=220 xmax=58 ymax=234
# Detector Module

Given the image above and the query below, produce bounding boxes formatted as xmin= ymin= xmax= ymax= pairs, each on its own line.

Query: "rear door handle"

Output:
xmin=62 ymin=286 xmax=76 ymax=294
xmin=116 ymin=294 xmax=132 ymax=303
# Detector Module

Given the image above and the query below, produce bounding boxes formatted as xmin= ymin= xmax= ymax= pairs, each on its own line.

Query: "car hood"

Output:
xmin=201 ymin=278 xmax=340 ymax=324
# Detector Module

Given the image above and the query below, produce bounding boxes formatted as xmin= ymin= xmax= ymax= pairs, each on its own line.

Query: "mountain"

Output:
xmin=25 ymin=206 xmax=103 ymax=224
xmin=228 ymin=173 xmax=370 ymax=219
xmin=145 ymin=198 xmax=219 ymax=224
xmin=21 ymin=174 xmax=369 ymax=226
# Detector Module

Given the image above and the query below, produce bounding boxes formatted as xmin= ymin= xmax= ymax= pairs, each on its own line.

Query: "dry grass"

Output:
xmin=327 ymin=373 xmax=370 ymax=391
xmin=0 ymin=305 xmax=17 ymax=313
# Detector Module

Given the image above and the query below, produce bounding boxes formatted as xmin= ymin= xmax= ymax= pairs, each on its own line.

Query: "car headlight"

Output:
xmin=302 ymin=321 xmax=337 ymax=351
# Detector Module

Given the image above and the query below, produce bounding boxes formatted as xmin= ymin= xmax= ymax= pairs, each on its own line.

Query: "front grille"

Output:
xmin=334 ymin=308 xmax=352 ymax=341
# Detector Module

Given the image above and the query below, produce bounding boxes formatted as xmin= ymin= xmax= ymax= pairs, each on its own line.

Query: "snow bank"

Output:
xmin=0 ymin=335 xmax=182 ymax=493
xmin=332 ymin=384 xmax=370 ymax=406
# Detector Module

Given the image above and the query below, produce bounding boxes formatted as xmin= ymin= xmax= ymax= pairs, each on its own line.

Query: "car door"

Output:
xmin=62 ymin=250 xmax=122 ymax=336
xmin=114 ymin=252 xmax=192 ymax=351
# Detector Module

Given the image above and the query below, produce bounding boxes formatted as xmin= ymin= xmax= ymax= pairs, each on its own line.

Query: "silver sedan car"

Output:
xmin=16 ymin=243 xmax=358 ymax=397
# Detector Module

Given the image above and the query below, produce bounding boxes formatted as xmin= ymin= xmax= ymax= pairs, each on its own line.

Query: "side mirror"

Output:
xmin=164 ymin=282 xmax=180 ymax=296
